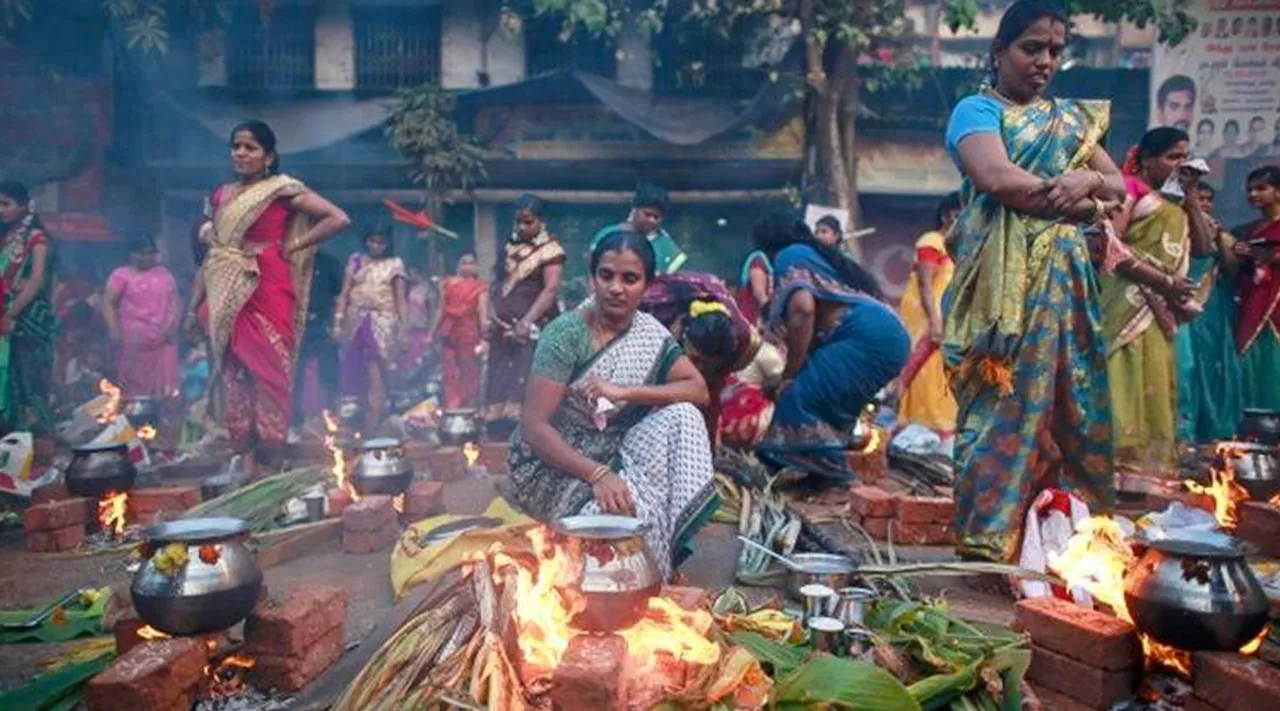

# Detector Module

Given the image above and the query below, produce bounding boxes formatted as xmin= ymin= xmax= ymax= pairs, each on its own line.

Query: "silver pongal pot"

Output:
xmin=551 ymin=515 xmax=661 ymax=632
xmin=131 ymin=517 xmax=263 ymax=636
xmin=352 ymin=437 xmax=413 ymax=495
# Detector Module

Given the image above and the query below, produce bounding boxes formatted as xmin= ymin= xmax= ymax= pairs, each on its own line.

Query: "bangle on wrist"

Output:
xmin=587 ymin=465 xmax=610 ymax=485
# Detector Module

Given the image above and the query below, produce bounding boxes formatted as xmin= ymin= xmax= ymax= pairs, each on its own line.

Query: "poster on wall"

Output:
xmin=1150 ymin=0 xmax=1280 ymax=165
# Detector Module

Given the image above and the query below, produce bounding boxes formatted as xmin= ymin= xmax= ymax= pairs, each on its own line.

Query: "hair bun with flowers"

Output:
xmin=689 ymin=299 xmax=729 ymax=319
xmin=1121 ymin=145 xmax=1142 ymax=176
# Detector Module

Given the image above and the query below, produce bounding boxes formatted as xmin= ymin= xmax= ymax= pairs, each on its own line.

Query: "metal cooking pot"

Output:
xmin=552 ymin=515 xmax=661 ymax=632
xmin=65 ymin=442 xmax=136 ymax=498
xmin=352 ymin=437 xmax=413 ymax=495
xmin=1238 ymin=409 xmax=1280 ymax=445
xmin=1123 ymin=536 xmax=1269 ymax=652
xmin=131 ymin=517 xmax=263 ymax=636
xmin=439 ymin=409 xmax=481 ymax=447
xmin=123 ymin=396 xmax=159 ymax=427
xmin=1218 ymin=441 xmax=1280 ymax=500
xmin=786 ymin=553 xmax=859 ymax=601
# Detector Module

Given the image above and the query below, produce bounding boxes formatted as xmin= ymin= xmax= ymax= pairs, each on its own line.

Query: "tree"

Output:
xmin=506 ymin=0 xmax=1197 ymax=252
xmin=386 ymin=83 xmax=488 ymax=274
xmin=1 ymin=0 xmax=240 ymax=53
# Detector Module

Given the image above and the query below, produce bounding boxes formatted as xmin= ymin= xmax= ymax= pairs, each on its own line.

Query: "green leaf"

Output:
xmin=727 ymin=630 xmax=808 ymax=674
xmin=910 ymin=664 xmax=981 ymax=711
xmin=775 ymin=655 xmax=922 ymax=711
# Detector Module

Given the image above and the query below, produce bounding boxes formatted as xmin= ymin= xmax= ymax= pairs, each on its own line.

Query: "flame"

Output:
xmin=1240 ymin=625 xmax=1270 ymax=655
xmin=97 ymin=491 xmax=128 ymax=537
xmin=484 ymin=527 xmax=720 ymax=677
xmin=96 ymin=379 xmax=123 ymax=423
xmin=205 ymin=654 xmax=256 ymax=697
xmin=137 ymin=625 xmax=169 ymax=640
xmin=1048 ymin=516 xmax=1192 ymax=676
xmin=1269 ymin=492 xmax=1280 ymax=508
xmin=391 ymin=493 xmax=404 ymax=514
xmin=858 ymin=427 xmax=883 ymax=454
xmin=462 ymin=441 xmax=481 ymax=468
xmin=322 ymin=410 xmax=358 ymax=501
xmin=1184 ymin=443 xmax=1250 ymax=529
xmin=137 ymin=425 xmax=157 ymax=441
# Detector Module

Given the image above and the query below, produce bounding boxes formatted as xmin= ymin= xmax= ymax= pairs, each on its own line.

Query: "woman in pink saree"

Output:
xmin=185 ymin=121 xmax=349 ymax=478
xmin=102 ymin=237 xmax=181 ymax=400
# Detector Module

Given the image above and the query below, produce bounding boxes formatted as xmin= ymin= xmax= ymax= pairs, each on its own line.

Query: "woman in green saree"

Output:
xmin=505 ymin=230 xmax=717 ymax=581
xmin=0 ymin=181 xmax=58 ymax=435
xmin=1176 ymin=182 xmax=1242 ymax=444
xmin=1103 ymin=127 xmax=1214 ymax=472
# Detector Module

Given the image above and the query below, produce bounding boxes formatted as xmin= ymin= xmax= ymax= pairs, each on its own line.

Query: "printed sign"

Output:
xmin=1150 ymin=0 xmax=1280 ymax=166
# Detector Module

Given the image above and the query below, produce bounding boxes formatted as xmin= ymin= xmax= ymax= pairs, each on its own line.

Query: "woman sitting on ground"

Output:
xmin=505 ymin=231 xmax=718 ymax=582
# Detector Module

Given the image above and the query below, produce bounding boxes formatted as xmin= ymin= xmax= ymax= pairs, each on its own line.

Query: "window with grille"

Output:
xmin=524 ymin=14 xmax=616 ymax=78
xmin=355 ymin=7 xmax=442 ymax=92
xmin=227 ymin=6 xmax=316 ymax=91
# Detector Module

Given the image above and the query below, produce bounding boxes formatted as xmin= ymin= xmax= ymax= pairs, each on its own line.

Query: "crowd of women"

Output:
xmin=3 ymin=0 xmax=1278 ymax=585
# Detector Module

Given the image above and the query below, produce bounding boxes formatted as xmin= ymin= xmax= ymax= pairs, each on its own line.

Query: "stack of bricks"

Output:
xmin=847 ymin=485 xmax=956 ymax=545
xmin=1184 ymin=652 xmax=1280 ymax=711
xmin=126 ymin=486 xmax=201 ymax=526
xmin=342 ymin=495 xmax=401 ymax=553
xmin=24 ymin=497 xmax=92 ymax=552
xmin=401 ymin=480 xmax=445 ymax=521
xmin=423 ymin=445 xmax=469 ymax=483
xmin=245 ymin=584 xmax=347 ymax=693
xmin=1015 ymin=597 xmax=1140 ymax=710
xmin=85 ymin=637 xmax=208 ymax=711
xmin=1236 ymin=501 xmax=1280 ymax=558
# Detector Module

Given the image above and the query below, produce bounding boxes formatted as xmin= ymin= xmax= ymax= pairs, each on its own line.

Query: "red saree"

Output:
xmin=203 ymin=177 xmax=314 ymax=451
xmin=1238 ymin=217 xmax=1280 ymax=352
xmin=439 ymin=276 xmax=486 ymax=409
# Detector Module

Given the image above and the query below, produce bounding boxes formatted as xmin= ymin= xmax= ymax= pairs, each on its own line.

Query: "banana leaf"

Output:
xmin=0 ymin=651 xmax=114 ymax=711
xmin=728 ymin=630 xmax=808 ymax=674
xmin=910 ymin=664 xmax=981 ymax=711
xmin=773 ymin=655 xmax=922 ymax=711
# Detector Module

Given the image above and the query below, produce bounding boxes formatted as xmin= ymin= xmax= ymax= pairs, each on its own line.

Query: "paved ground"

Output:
xmin=0 ymin=457 xmax=1013 ymax=697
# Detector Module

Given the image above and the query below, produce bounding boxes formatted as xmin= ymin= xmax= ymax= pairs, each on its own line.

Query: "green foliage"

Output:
xmin=386 ymin=83 xmax=488 ymax=195
xmin=1 ymin=0 xmax=231 ymax=53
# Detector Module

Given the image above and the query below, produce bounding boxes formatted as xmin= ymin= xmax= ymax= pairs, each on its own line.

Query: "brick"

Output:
xmin=1031 ymin=687 xmax=1107 ymax=711
xmin=1026 ymin=645 xmax=1136 ymax=709
xmin=125 ymin=486 xmax=200 ymax=520
xmin=661 ymin=585 xmax=711 ymax=612
xmin=85 ymin=637 xmax=206 ymax=711
xmin=845 ymin=447 xmax=887 ymax=484
xmin=1014 ymin=598 xmax=1140 ymax=671
xmin=1192 ymin=651 xmax=1280 ymax=711
xmin=1237 ymin=502 xmax=1280 ymax=558
xmin=848 ymin=486 xmax=895 ymax=518
xmin=112 ymin=618 xmax=222 ymax=658
xmin=245 ymin=584 xmax=346 ymax=657
xmin=933 ymin=486 xmax=954 ymax=498
xmin=24 ymin=497 xmax=91 ymax=532
xmin=894 ymin=495 xmax=955 ymax=524
xmin=341 ymin=495 xmax=396 ymax=532
xmin=550 ymin=633 xmax=627 ymax=711
xmin=342 ymin=525 xmax=400 ymax=554
xmin=327 ymin=488 xmax=353 ymax=518
xmin=402 ymin=480 xmax=445 ymax=519
xmin=425 ymin=447 xmax=468 ymax=483
xmin=480 ymin=441 xmax=510 ymax=475
xmin=893 ymin=520 xmax=956 ymax=546
xmin=31 ymin=481 xmax=69 ymax=503
xmin=255 ymin=519 xmax=342 ymax=570
xmin=26 ymin=523 xmax=86 ymax=552
xmin=857 ymin=516 xmax=893 ymax=540
xmin=249 ymin=625 xmax=344 ymax=692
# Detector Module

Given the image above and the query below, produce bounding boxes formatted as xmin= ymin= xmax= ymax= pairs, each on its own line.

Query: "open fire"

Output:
xmin=136 ymin=425 xmax=157 ymax=441
xmin=462 ymin=441 xmax=481 ymax=469
xmin=97 ymin=491 xmax=128 ymax=537
xmin=481 ymin=526 xmax=720 ymax=679
xmin=322 ymin=410 xmax=358 ymax=501
xmin=96 ymin=379 xmax=123 ymax=423
xmin=1183 ymin=443 xmax=1250 ymax=529
xmin=205 ymin=654 xmax=256 ymax=697
xmin=1048 ymin=516 xmax=1266 ymax=677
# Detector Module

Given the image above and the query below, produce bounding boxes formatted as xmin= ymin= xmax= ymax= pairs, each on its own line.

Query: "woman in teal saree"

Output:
xmin=942 ymin=0 xmax=1137 ymax=563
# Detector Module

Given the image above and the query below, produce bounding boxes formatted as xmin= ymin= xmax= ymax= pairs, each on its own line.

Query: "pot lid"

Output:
xmin=145 ymin=517 xmax=248 ymax=543
xmin=362 ymin=437 xmax=403 ymax=449
xmin=1148 ymin=535 xmax=1245 ymax=560
xmin=72 ymin=441 xmax=129 ymax=453
xmin=442 ymin=409 xmax=479 ymax=417
xmin=553 ymin=514 xmax=648 ymax=539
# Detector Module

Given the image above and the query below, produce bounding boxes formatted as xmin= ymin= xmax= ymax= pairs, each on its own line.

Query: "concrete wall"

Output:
xmin=441 ymin=1 xmax=525 ymax=90
xmin=315 ymin=0 xmax=355 ymax=90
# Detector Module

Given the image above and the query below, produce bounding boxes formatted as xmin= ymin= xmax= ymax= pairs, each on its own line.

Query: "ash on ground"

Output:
xmin=194 ymin=688 xmax=292 ymax=711
xmin=1107 ymin=672 xmax=1193 ymax=711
